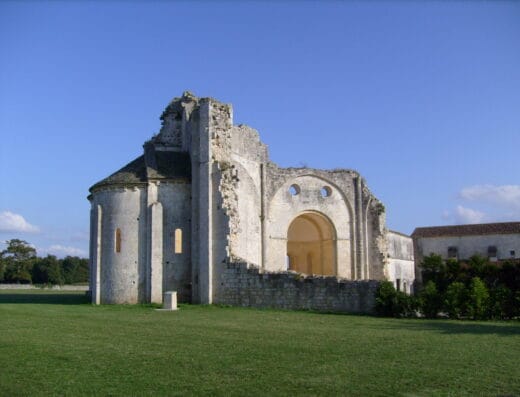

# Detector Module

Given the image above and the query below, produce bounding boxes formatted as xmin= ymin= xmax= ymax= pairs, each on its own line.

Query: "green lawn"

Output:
xmin=0 ymin=290 xmax=519 ymax=396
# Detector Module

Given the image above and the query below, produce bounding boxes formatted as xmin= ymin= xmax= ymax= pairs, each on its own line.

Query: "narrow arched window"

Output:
xmin=174 ymin=228 xmax=182 ymax=254
xmin=115 ymin=228 xmax=122 ymax=253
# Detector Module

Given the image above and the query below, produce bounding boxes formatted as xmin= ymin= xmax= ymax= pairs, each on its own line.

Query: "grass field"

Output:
xmin=0 ymin=290 xmax=519 ymax=396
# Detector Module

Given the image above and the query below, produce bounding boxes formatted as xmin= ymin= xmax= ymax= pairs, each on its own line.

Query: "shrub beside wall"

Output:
xmin=376 ymin=255 xmax=520 ymax=320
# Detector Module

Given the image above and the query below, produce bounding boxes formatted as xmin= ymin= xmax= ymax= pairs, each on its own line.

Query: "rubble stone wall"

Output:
xmin=216 ymin=262 xmax=378 ymax=314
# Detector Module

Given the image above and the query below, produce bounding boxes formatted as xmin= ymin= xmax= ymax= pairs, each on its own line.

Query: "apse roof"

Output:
xmin=89 ymin=148 xmax=190 ymax=192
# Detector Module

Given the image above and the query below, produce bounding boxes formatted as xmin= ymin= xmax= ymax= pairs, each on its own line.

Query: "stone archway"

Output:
xmin=286 ymin=212 xmax=336 ymax=276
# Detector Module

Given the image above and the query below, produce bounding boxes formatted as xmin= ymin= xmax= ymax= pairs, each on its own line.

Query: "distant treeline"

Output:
xmin=0 ymin=239 xmax=89 ymax=285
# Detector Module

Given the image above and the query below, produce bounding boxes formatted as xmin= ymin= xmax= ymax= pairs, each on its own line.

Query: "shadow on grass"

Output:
xmin=0 ymin=292 xmax=89 ymax=305
xmin=374 ymin=318 xmax=520 ymax=336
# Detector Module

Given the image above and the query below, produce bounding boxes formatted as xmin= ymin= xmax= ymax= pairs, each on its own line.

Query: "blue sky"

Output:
xmin=1 ymin=1 xmax=519 ymax=258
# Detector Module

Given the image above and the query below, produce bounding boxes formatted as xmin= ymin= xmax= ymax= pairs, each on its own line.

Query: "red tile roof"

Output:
xmin=412 ymin=222 xmax=520 ymax=238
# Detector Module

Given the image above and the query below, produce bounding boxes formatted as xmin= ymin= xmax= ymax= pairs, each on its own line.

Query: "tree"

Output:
xmin=419 ymin=281 xmax=441 ymax=318
xmin=421 ymin=254 xmax=447 ymax=291
xmin=375 ymin=281 xmax=398 ymax=317
xmin=1 ymin=239 xmax=36 ymax=284
xmin=488 ymin=285 xmax=513 ymax=320
xmin=32 ymin=255 xmax=64 ymax=285
xmin=61 ymin=256 xmax=89 ymax=284
xmin=467 ymin=255 xmax=487 ymax=278
xmin=445 ymin=258 xmax=461 ymax=281
xmin=444 ymin=282 xmax=467 ymax=319
xmin=498 ymin=261 xmax=520 ymax=292
xmin=467 ymin=277 xmax=490 ymax=320
xmin=1 ymin=239 xmax=37 ymax=261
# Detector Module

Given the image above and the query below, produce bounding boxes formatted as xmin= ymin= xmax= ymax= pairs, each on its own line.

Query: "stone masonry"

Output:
xmin=88 ymin=91 xmax=414 ymax=312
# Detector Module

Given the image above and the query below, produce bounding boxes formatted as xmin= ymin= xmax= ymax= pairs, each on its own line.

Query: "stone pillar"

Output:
xmin=354 ymin=177 xmax=366 ymax=280
xmin=90 ymin=204 xmax=102 ymax=305
xmin=197 ymin=100 xmax=213 ymax=304
xmin=364 ymin=197 xmax=372 ymax=280
xmin=148 ymin=201 xmax=163 ymax=303
xmin=260 ymin=163 xmax=266 ymax=270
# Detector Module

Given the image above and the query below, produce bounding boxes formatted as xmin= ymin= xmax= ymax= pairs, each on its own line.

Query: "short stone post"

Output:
xmin=163 ymin=291 xmax=178 ymax=310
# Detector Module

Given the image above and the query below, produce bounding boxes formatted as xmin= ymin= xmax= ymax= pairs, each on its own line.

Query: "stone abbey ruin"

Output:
xmin=88 ymin=92 xmax=414 ymax=312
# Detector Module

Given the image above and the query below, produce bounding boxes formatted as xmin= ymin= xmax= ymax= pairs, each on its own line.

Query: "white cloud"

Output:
xmin=0 ymin=211 xmax=39 ymax=233
xmin=453 ymin=205 xmax=486 ymax=224
xmin=459 ymin=184 xmax=520 ymax=209
xmin=40 ymin=245 xmax=87 ymax=258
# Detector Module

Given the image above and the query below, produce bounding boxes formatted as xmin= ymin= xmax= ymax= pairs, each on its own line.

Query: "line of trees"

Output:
xmin=0 ymin=239 xmax=89 ymax=285
xmin=376 ymin=254 xmax=520 ymax=320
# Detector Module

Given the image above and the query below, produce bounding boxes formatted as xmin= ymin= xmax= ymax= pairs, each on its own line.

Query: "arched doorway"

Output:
xmin=286 ymin=212 xmax=336 ymax=276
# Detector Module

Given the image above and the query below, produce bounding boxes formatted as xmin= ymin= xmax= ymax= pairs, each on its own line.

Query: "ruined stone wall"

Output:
xmin=186 ymin=94 xmax=390 ymax=305
xmin=215 ymin=262 xmax=378 ymax=314
xmin=203 ymin=101 xmax=271 ymax=304
xmin=211 ymin=120 xmax=267 ymax=266
xmin=263 ymin=165 xmax=388 ymax=281
xmin=264 ymin=167 xmax=354 ymax=276
xmin=228 ymin=125 xmax=268 ymax=265
xmin=89 ymin=92 xmax=398 ymax=306
xmin=364 ymin=195 xmax=387 ymax=281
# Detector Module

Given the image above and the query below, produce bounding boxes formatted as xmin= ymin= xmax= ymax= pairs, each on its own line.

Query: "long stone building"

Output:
xmin=88 ymin=92 xmax=414 ymax=311
xmin=412 ymin=222 xmax=520 ymax=285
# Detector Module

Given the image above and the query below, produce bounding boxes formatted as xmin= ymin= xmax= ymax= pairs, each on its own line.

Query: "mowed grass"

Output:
xmin=0 ymin=291 xmax=519 ymax=397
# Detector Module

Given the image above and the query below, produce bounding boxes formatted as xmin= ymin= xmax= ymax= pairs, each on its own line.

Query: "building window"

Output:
xmin=447 ymin=246 xmax=458 ymax=259
xmin=289 ymin=184 xmax=300 ymax=196
xmin=115 ymin=228 xmax=121 ymax=253
xmin=488 ymin=246 xmax=498 ymax=258
xmin=395 ymin=278 xmax=401 ymax=292
xmin=174 ymin=228 xmax=182 ymax=254
xmin=510 ymin=250 xmax=516 ymax=258
xmin=320 ymin=186 xmax=332 ymax=197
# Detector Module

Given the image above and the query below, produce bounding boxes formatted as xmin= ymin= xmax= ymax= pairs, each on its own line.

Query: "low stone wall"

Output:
xmin=217 ymin=262 xmax=379 ymax=314
xmin=0 ymin=284 xmax=89 ymax=291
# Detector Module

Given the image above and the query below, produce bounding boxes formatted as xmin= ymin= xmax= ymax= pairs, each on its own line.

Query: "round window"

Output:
xmin=320 ymin=186 xmax=332 ymax=197
xmin=289 ymin=184 xmax=301 ymax=196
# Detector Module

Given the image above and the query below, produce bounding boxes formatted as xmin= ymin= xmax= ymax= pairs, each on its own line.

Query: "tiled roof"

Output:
xmin=147 ymin=150 xmax=190 ymax=180
xmin=90 ymin=146 xmax=191 ymax=191
xmin=90 ymin=155 xmax=147 ymax=191
xmin=412 ymin=222 xmax=520 ymax=238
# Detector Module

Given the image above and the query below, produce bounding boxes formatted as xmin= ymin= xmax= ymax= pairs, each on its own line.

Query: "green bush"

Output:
xmin=421 ymin=254 xmax=446 ymax=290
xmin=394 ymin=291 xmax=418 ymax=318
xmin=375 ymin=281 xmax=417 ymax=318
xmin=467 ymin=277 xmax=490 ymax=320
xmin=445 ymin=259 xmax=462 ymax=284
xmin=0 ymin=260 xmax=5 ymax=282
xmin=498 ymin=261 xmax=520 ymax=292
xmin=419 ymin=281 xmax=441 ymax=318
xmin=375 ymin=281 xmax=398 ymax=317
xmin=488 ymin=285 xmax=512 ymax=320
xmin=444 ymin=282 xmax=467 ymax=319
